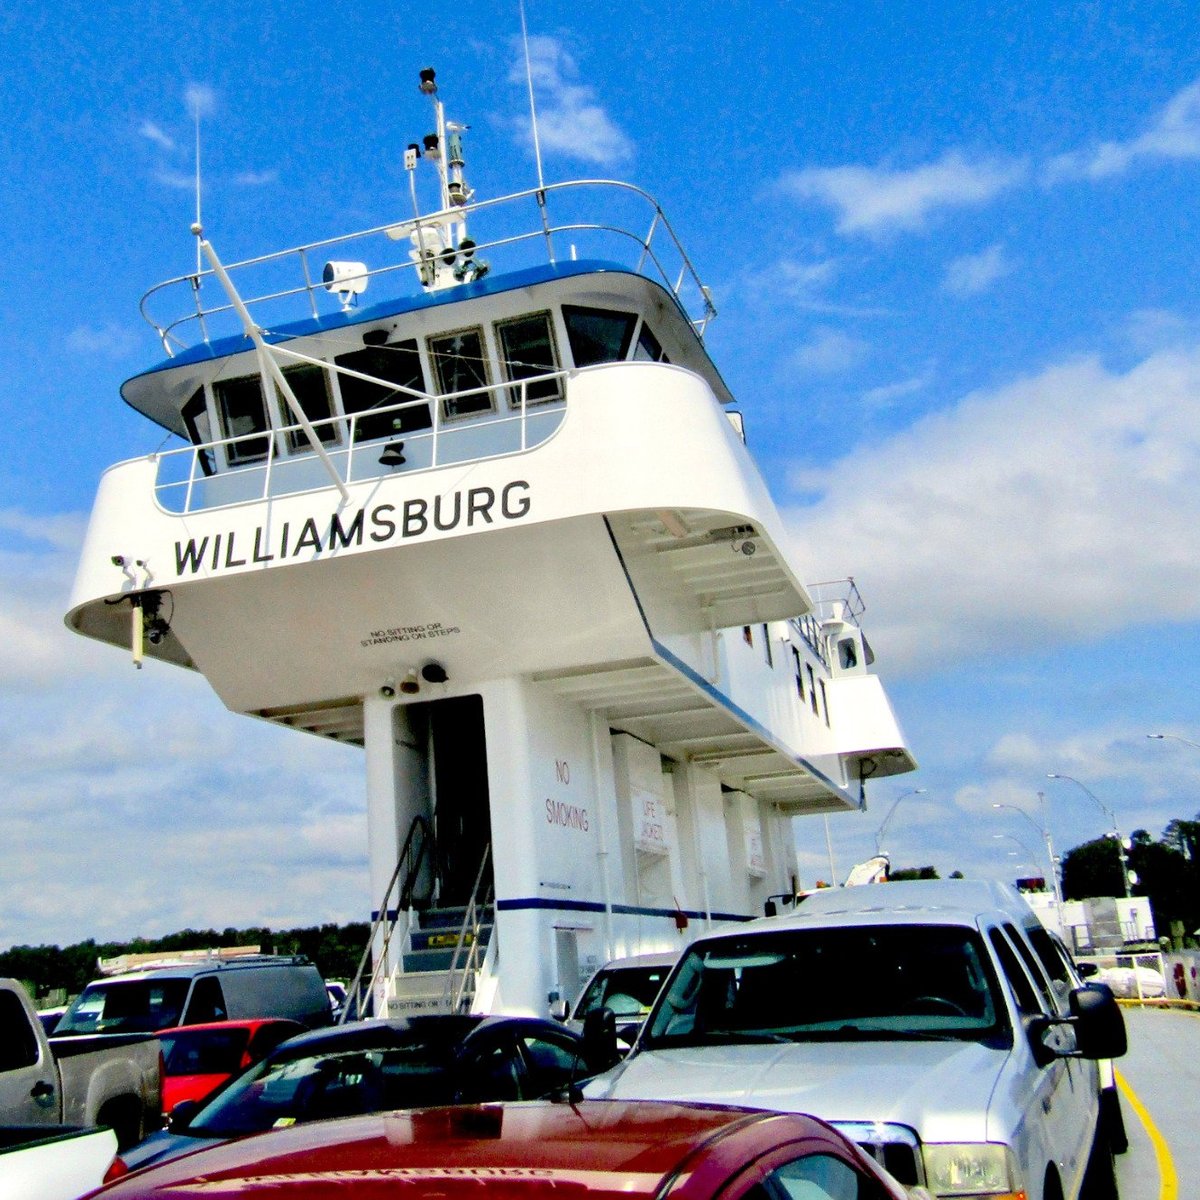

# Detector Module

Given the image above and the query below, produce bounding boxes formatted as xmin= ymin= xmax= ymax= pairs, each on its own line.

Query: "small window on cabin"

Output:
xmin=838 ymin=637 xmax=858 ymax=669
xmin=632 ymin=321 xmax=669 ymax=363
xmin=742 ymin=625 xmax=754 ymax=647
xmin=181 ymin=386 xmax=216 ymax=477
xmin=496 ymin=311 xmax=562 ymax=406
xmin=819 ymin=679 xmax=830 ymax=726
xmin=807 ymin=665 xmax=818 ymax=714
xmin=762 ymin=624 xmax=773 ymax=666
xmin=792 ymin=647 xmax=805 ymax=700
xmin=335 ymin=341 xmax=431 ymax=441
xmin=214 ymin=374 xmax=271 ymax=465
xmin=428 ymin=327 xmax=493 ymax=419
xmin=277 ymin=364 xmax=338 ymax=452
xmin=562 ymin=306 xmax=637 ymax=367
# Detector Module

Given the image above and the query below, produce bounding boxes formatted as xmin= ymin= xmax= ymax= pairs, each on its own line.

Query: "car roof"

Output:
xmin=596 ymin=951 xmax=679 ymax=971
xmin=97 ymin=1101 xmax=860 ymax=1199
xmin=742 ymin=878 xmax=1038 ymax=930
xmin=156 ymin=1018 xmax=303 ymax=1037
xmin=264 ymin=1014 xmax=574 ymax=1062
xmin=86 ymin=955 xmax=314 ymax=983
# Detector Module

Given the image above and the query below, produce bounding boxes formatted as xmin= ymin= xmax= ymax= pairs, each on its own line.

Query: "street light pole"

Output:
xmin=874 ymin=788 xmax=928 ymax=854
xmin=992 ymin=802 xmax=1063 ymax=909
xmin=1147 ymin=733 xmax=1200 ymax=752
xmin=1045 ymin=773 xmax=1131 ymax=899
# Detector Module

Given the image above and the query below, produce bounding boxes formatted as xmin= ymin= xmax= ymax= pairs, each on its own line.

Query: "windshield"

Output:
xmin=159 ymin=1028 xmax=251 ymax=1076
xmin=574 ymin=965 xmax=673 ymax=1021
xmin=55 ymin=979 xmax=191 ymax=1035
xmin=187 ymin=1041 xmax=459 ymax=1136
xmin=643 ymin=925 xmax=1009 ymax=1048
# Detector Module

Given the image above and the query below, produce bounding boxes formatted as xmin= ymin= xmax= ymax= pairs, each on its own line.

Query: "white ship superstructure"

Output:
xmin=67 ymin=70 xmax=915 ymax=1018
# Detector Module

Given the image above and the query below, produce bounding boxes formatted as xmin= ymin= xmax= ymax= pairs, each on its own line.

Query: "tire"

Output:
xmin=1080 ymin=1127 xmax=1119 ymax=1200
xmin=97 ymin=1096 xmax=144 ymax=1152
xmin=1101 ymin=1087 xmax=1129 ymax=1155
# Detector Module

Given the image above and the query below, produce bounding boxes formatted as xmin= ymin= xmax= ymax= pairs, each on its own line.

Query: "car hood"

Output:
xmin=589 ymin=1039 xmax=1008 ymax=1143
xmin=119 ymin=1129 xmax=224 ymax=1173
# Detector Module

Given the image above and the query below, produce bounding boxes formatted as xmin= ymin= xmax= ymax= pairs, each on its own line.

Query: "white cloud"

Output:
xmin=861 ymin=372 xmax=932 ymax=409
xmin=233 ymin=169 xmax=279 ymax=187
xmin=139 ymin=120 xmax=175 ymax=152
xmin=154 ymin=168 xmax=196 ymax=190
xmin=184 ymin=83 xmax=217 ymax=121
xmin=784 ymin=344 xmax=1200 ymax=671
xmin=780 ymin=151 xmax=1026 ymax=236
xmin=1048 ymin=78 xmax=1200 ymax=181
xmin=66 ymin=323 xmax=140 ymax=358
xmin=790 ymin=325 xmax=869 ymax=374
xmin=942 ymin=243 xmax=1012 ymax=297
xmin=508 ymin=36 xmax=632 ymax=166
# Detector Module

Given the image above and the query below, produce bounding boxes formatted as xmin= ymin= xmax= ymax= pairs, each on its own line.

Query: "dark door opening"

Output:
xmin=429 ymin=694 xmax=494 ymax=907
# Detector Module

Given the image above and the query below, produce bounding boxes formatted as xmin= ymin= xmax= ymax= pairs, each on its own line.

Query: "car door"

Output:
xmin=0 ymin=987 xmax=58 ymax=1126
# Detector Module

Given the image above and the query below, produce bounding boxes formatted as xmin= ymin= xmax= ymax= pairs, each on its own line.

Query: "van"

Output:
xmin=53 ymin=955 xmax=331 ymax=1037
xmin=587 ymin=879 xmax=1127 ymax=1200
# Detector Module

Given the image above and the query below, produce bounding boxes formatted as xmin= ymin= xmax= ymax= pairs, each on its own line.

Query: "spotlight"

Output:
xmin=419 ymin=68 xmax=437 ymax=94
xmin=421 ymin=661 xmax=448 ymax=684
xmin=380 ymin=679 xmax=397 ymax=699
xmin=400 ymin=668 xmax=420 ymax=695
xmin=111 ymin=555 xmax=126 ymax=567
xmin=379 ymin=442 xmax=406 ymax=467
xmin=145 ymin=617 xmax=170 ymax=645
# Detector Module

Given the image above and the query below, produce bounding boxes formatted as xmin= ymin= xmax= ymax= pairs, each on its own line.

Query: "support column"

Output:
xmin=362 ymin=696 xmax=430 ymax=1009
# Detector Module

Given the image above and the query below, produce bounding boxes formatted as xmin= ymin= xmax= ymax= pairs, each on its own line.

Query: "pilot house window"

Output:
xmin=335 ymin=341 xmax=431 ymax=441
xmin=496 ymin=312 xmax=562 ymax=405
xmin=276 ymin=364 xmax=337 ymax=452
xmin=428 ymin=327 xmax=493 ymax=419
xmin=562 ymin=306 xmax=637 ymax=367
xmin=214 ymin=374 xmax=271 ymax=465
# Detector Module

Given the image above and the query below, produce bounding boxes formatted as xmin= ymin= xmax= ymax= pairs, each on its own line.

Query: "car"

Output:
xmin=587 ymin=879 xmax=1127 ymax=1200
xmin=570 ymin=951 xmax=677 ymax=1045
xmin=114 ymin=1013 xmax=607 ymax=1174
xmin=94 ymin=1098 xmax=911 ymax=1200
xmin=156 ymin=1018 xmax=306 ymax=1116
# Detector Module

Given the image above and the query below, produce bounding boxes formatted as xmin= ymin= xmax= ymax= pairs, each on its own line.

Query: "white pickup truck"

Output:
xmin=586 ymin=879 xmax=1128 ymax=1200
xmin=0 ymin=978 xmax=161 ymax=1151
xmin=0 ymin=1125 xmax=119 ymax=1200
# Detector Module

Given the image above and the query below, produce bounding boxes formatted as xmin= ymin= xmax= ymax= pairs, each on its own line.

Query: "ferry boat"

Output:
xmin=66 ymin=69 xmax=916 ymax=1019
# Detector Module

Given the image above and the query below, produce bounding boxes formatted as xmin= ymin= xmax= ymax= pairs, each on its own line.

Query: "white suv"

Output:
xmin=585 ymin=879 xmax=1126 ymax=1200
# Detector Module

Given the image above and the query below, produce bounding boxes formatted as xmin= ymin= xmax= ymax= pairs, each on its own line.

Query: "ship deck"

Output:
xmin=1112 ymin=1004 xmax=1199 ymax=1199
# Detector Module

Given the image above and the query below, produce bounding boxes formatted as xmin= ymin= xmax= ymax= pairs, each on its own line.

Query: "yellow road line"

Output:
xmin=1116 ymin=1067 xmax=1178 ymax=1200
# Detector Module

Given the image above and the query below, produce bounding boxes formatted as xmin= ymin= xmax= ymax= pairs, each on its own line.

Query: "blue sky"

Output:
xmin=2 ymin=1 xmax=1199 ymax=947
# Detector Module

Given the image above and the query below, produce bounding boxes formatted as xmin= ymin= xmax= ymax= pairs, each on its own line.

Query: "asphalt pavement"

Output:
xmin=1113 ymin=1005 xmax=1198 ymax=1200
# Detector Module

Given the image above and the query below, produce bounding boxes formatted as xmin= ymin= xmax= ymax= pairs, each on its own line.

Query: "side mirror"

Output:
xmin=581 ymin=1006 xmax=619 ymax=1072
xmin=1076 ymin=962 xmax=1100 ymax=979
xmin=167 ymin=1099 xmax=201 ymax=1131
xmin=1070 ymin=983 xmax=1127 ymax=1060
xmin=548 ymin=998 xmax=570 ymax=1022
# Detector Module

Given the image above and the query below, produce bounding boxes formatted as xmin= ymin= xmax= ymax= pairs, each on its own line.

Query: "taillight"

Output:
xmin=103 ymin=1156 xmax=130 ymax=1183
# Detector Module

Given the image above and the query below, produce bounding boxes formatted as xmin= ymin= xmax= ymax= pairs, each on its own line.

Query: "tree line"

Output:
xmin=0 ymin=922 xmax=370 ymax=1002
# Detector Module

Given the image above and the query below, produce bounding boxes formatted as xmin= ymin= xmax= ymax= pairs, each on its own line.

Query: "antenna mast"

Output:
xmin=519 ymin=0 xmax=546 ymax=193
xmin=193 ymin=104 xmax=203 ymax=277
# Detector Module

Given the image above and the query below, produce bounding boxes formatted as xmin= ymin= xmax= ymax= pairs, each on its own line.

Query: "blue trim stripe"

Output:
xmin=495 ymin=897 xmax=751 ymax=923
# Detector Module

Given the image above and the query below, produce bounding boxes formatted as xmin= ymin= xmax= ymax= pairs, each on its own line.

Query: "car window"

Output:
xmin=516 ymin=1033 xmax=582 ymax=1096
xmin=183 ymin=977 xmax=228 ymax=1025
xmin=755 ymin=1154 xmax=879 ymax=1200
xmin=1025 ymin=925 xmax=1076 ymax=1013
xmin=159 ymin=1028 xmax=250 ymax=1077
xmin=574 ymin=965 xmax=673 ymax=1019
xmin=987 ymin=928 xmax=1044 ymax=1016
xmin=459 ymin=1038 xmax=524 ymax=1102
xmin=1001 ymin=923 xmax=1058 ymax=1014
xmin=0 ymin=990 xmax=40 ymax=1070
xmin=56 ymin=979 xmax=191 ymax=1034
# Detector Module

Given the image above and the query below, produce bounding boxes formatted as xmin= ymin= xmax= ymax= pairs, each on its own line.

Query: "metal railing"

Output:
xmin=443 ymin=845 xmax=493 ymax=1015
xmin=341 ymin=814 xmax=431 ymax=1023
xmin=140 ymin=180 xmax=716 ymax=355
xmin=153 ymin=368 xmax=570 ymax=515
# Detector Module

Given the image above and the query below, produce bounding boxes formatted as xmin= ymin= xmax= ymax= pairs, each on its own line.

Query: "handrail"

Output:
xmin=340 ymin=814 xmax=431 ymax=1023
xmin=139 ymin=179 xmax=717 ymax=354
xmin=443 ymin=845 xmax=493 ymax=1015
xmin=153 ymin=367 xmax=567 ymax=515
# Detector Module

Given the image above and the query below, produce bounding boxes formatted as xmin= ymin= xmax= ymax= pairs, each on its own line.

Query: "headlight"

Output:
xmin=921 ymin=1143 xmax=1025 ymax=1199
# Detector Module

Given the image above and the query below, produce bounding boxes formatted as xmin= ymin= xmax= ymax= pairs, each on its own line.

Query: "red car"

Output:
xmin=94 ymin=1100 xmax=910 ymax=1199
xmin=155 ymin=1018 xmax=304 ymax=1115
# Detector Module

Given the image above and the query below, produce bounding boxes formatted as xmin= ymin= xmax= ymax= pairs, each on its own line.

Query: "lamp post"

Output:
xmin=1147 ymin=733 xmax=1200 ymax=752
xmin=992 ymin=801 xmax=1063 ymax=908
xmin=1045 ymin=773 xmax=1131 ymax=898
xmin=873 ymin=788 xmax=928 ymax=854
xmin=992 ymin=832 xmax=1044 ymax=878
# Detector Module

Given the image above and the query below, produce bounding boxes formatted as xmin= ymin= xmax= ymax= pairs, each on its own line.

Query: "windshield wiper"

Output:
xmin=646 ymin=1030 xmax=793 ymax=1048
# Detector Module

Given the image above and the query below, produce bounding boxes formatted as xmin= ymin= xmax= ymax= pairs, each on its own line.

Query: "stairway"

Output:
xmin=385 ymin=903 xmax=494 ymax=1016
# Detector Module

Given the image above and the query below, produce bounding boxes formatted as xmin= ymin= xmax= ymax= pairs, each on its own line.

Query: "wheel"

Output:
xmin=1101 ymin=1087 xmax=1129 ymax=1155
xmin=1080 ymin=1127 xmax=1119 ymax=1200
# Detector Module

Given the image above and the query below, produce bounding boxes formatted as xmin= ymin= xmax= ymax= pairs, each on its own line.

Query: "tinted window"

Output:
xmin=766 ymin=1154 xmax=870 ymax=1200
xmin=1003 ymin=922 xmax=1058 ymax=1013
xmin=56 ymin=979 xmax=191 ymax=1034
xmin=160 ymin=1027 xmax=250 ymax=1077
xmin=574 ymin=965 xmax=673 ymax=1019
xmin=335 ymin=342 xmax=431 ymax=440
xmin=562 ymin=306 xmax=636 ymax=367
xmin=214 ymin=375 xmax=270 ymax=464
xmin=181 ymin=387 xmax=216 ymax=476
xmin=428 ymin=328 xmax=492 ymax=417
xmin=1027 ymin=927 xmax=1076 ymax=1012
xmin=633 ymin=322 xmax=668 ymax=363
xmin=496 ymin=312 xmax=561 ymax=405
xmin=0 ymin=991 xmax=40 ymax=1070
xmin=988 ymin=927 xmax=1043 ymax=1016
xmin=517 ymin=1033 xmax=581 ymax=1095
xmin=183 ymin=976 xmax=227 ymax=1025
xmin=646 ymin=926 xmax=1005 ymax=1046
xmin=277 ymin=365 xmax=336 ymax=451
